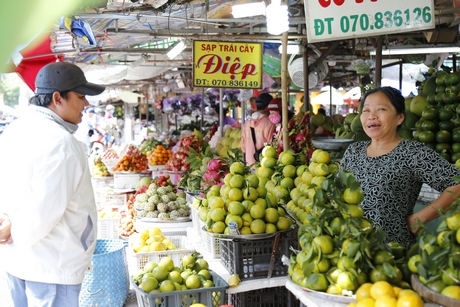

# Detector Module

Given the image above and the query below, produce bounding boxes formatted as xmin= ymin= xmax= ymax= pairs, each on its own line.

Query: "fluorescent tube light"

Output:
xmin=232 ymin=2 xmax=266 ymax=18
xmin=278 ymin=45 xmax=300 ymax=54
xmin=167 ymin=40 xmax=186 ymax=60
xmin=370 ymin=46 xmax=460 ymax=55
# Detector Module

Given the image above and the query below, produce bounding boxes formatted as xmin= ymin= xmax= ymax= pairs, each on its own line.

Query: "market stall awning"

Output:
xmin=14 ymin=36 xmax=60 ymax=92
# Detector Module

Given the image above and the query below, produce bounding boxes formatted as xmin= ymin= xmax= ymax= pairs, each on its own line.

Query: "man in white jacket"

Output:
xmin=0 ymin=62 xmax=105 ymax=307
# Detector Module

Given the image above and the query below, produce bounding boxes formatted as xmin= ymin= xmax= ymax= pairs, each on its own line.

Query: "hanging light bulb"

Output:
xmin=266 ymin=0 xmax=289 ymax=35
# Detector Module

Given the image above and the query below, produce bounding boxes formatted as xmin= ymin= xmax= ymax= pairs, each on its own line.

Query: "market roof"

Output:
xmin=15 ymin=0 xmax=460 ymax=92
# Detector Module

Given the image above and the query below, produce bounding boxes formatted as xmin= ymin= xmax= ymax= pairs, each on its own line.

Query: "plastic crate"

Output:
xmin=229 ymin=286 xmax=296 ymax=307
xmin=131 ymin=271 xmax=228 ymax=307
xmin=97 ymin=218 xmax=121 ymax=239
xmin=128 ymin=236 xmax=196 ymax=272
xmin=202 ymin=230 xmax=221 ymax=259
xmin=220 ymin=230 xmax=294 ymax=281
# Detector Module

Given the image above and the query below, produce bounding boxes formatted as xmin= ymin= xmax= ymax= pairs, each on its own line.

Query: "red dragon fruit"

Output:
xmin=207 ymin=158 xmax=224 ymax=172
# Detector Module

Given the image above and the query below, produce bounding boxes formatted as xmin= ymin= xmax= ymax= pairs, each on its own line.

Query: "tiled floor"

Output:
xmin=0 ymin=270 xmax=138 ymax=307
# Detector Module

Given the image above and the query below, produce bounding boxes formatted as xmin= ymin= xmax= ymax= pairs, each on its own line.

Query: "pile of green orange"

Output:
xmin=405 ymin=203 xmax=460 ymax=301
xmin=133 ymin=253 xmax=213 ymax=295
xmin=198 ymin=155 xmax=294 ymax=235
xmin=288 ymin=150 xmax=410 ymax=295
xmin=411 ymin=70 xmax=460 ymax=163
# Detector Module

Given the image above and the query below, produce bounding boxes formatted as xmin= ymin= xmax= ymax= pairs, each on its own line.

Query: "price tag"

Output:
xmin=228 ymin=222 xmax=240 ymax=235
xmin=305 ymin=0 xmax=435 ymax=43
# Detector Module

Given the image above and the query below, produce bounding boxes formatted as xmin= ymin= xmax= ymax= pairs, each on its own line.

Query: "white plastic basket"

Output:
xmin=94 ymin=191 xmax=127 ymax=209
xmin=114 ymin=172 xmax=142 ymax=189
xmin=91 ymin=176 xmax=114 ymax=190
xmin=128 ymin=236 xmax=196 ymax=272
xmin=186 ymin=192 xmax=198 ymax=205
xmin=97 ymin=218 xmax=121 ymax=239
xmin=102 ymin=159 xmax=119 ymax=174
xmin=202 ymin=230 xmax=221 ymax=259
xmin=134 ymin=220 xmax=190 ymax=237
xmin=190 ymin=207 xmax=205 ymax=240
xmin=149 ymin=164 xmax=167 ymax=179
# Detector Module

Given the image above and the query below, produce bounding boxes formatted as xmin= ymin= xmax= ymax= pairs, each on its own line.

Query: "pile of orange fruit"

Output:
xmin=148 ymin=145 xmax=173 ymax=166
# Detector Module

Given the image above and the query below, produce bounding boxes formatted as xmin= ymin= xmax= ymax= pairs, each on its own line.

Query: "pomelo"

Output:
xmin=421 ymin=76 xmax=437 ymax=96
xmin=410 ymin=95 xmax=429 ymax=117
xmin=401 ymin=110 xmax=418 ymax=130
xmin=311 ymin=113 xmax=326 ymax=127
xmin=350 ymin=115 xmax=363 ymax=133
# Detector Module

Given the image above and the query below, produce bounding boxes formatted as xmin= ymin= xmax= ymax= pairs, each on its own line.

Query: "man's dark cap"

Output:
xmin=35 ymin=62 xmax=106 ymax=96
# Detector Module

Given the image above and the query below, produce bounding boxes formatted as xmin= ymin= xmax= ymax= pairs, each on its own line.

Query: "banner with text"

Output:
xmin=193 ymin=40 xmax=263 ymax=89
xmin=305 ymin=0 xmax=435 ymax=43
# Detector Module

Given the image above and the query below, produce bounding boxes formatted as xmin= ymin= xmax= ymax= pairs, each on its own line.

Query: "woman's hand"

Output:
xmin=406 ymin=214 xmax=421 ymax=235
xmin=0 ymin=213 xmax=12 ymax=244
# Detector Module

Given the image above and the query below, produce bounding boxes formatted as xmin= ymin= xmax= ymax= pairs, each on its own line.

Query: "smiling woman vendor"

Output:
xmin=340 ymin=86 xmax=460 ymax=248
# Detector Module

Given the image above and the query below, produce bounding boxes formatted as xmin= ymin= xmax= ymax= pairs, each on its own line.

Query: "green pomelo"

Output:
xmin=344 ymin=113 xmax=358 ymax=124
xmin=401 ymin=110 xmax=418 ymax=130
xmin=311 ymin=114 xmax=326 ymax=127
xmin=404 ymin=97 xmax=414 ymax=110
xmin=410 ymin=95 xmax=430 ymax=117
xmin=136 ymin=177 xmax=152 ymax=189
xmin=422 ymin=76 xmax=438 ymax=96
xmin=324 ymin=116 xmax=334 ymax=126
xmin=350 ymin=115 xmax=363 ymax=133
xmin=398 ymin=129 xmax=412 ymax=140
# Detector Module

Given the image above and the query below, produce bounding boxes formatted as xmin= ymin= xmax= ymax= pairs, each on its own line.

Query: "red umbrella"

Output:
xmin=14 ymin=36 xmax=62 ymax=92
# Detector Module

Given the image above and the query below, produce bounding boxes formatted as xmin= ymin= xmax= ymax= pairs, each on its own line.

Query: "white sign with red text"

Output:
xmin=305 ymin=0 xmax=435 ymax=43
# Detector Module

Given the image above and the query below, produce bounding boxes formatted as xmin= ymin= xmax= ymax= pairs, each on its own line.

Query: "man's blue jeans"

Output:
xmin=6 ymin=272 xmax=81 ymax=307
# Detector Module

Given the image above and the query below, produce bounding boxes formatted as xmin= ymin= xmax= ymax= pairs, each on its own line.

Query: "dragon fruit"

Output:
xmin=165 ymin=131 xmax=204 ymax=172
xmin=207 ymin=158 xmax=224 ymax=172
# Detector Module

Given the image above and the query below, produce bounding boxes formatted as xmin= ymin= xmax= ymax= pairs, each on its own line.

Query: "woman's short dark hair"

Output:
xmin=360 ymin=86 xmax=405 ymax=115
xmin=29 ymin=91 xmax=70 ymax=107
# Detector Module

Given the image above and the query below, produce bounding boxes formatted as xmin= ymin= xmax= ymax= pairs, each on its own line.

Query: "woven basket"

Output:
xmin=79 ymin=239 xmax=129 ymax=307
